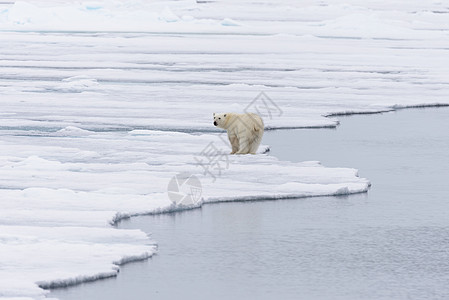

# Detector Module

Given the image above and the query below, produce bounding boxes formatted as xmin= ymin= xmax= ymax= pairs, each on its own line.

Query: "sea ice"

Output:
xmin=0 ymin=0 xmax=448 ymax=299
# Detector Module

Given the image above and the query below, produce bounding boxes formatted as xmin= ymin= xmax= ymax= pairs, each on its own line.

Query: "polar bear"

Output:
xmin=213 ymin=112 xmax=264 ymax=154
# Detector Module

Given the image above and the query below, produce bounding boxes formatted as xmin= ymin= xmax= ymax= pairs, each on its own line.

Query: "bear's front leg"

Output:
xmin=228 ymin=134 xmax=239 ymax=154
xmin=235 ymin=136 xmax=250 ymax=154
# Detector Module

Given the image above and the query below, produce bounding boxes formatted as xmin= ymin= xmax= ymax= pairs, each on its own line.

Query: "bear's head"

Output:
xmin=213 ymin=112 xmax=228 ymax=129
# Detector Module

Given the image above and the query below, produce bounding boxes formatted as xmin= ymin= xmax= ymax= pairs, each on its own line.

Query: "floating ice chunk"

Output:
xmin=55 ymin=126 xmax=93 ymax=137
xmin=62 ymin=75 xmax=98 ymax=84
xmin=14 ymin=155 xmax=64 ymax=171
xmin=221 ymin=18 xmax=242 ymax=26
xmin=83 ymin=2 xmax=103 ymax=11
xmin=160 ymin=7 xmax=179 ymax=22
xmin=56 ymin=75 xmax=100 ymax=92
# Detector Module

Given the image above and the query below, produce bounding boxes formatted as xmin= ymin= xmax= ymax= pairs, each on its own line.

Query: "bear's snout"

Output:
xmin=214 ymin=121 xmax=217 ymax=126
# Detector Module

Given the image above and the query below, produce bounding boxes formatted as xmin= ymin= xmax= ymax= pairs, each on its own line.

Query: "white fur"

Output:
xmin=213 ymin=112 xmax=264 ymax=154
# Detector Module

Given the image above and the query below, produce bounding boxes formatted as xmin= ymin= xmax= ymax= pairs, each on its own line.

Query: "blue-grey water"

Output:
xmin=50 ymin=107 xmax=449 ymax=300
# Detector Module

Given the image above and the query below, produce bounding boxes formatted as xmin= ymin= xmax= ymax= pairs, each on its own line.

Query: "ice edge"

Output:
xmin=34 ymin=103 xmax=448 ymax=293
xmin=111 ymin=180 xmax=371 ymax=225
xmin=324 ymin=103 xmax=449 ymax=118
xmin=37 ymin=251 xmax=155 ymax=290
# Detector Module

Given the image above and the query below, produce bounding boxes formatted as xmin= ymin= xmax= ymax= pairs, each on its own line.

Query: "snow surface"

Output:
xmin=0 ymin=0 xmax=448 ymax=299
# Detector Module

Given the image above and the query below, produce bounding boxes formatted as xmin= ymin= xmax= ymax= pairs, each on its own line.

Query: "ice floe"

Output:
xmin=0 ymin=0 xmax=448 ymax=299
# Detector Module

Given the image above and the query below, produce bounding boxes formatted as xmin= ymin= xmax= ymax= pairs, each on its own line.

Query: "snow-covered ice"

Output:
xmin=0 ymin=0 xmax=448 ymax=299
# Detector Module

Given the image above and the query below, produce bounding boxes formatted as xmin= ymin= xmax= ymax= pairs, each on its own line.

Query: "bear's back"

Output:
xmin=229 ymin=112 xmax=264 ymax=131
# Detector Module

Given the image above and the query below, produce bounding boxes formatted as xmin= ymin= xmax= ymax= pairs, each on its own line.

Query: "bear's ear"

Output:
xmin=213 ymin=112 xmax=216 ymax=116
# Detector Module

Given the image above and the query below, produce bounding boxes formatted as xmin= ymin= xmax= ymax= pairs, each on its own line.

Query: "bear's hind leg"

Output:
xmin=249 ymin=132 xmax=263 ymax=154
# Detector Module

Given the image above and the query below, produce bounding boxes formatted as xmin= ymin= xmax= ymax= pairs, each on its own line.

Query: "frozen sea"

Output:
xmin=50 ymin=107 xmax=449 ymax=300
xmin=1 ymin=1 xmax=449 ymax=299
